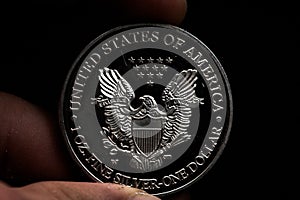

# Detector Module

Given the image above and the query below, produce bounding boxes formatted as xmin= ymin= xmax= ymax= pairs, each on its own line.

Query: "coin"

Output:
xmin=60 ymin=24 xmax=232 ymax=196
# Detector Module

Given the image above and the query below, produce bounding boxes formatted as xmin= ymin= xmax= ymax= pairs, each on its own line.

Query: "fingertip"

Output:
xmin=102 ymin=183 xmax=161 ymax=200
xmin=18 ymin=182 xmax=160 ymax=200
xmin=121 ymin=0 xmax=187 ymax=25
xmin=0 ymin=92 xmax=74 ymax=184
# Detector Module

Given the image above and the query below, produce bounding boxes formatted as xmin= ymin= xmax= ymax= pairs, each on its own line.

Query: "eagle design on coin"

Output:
xmin=93 ymin=68 xmax=202 ymax=171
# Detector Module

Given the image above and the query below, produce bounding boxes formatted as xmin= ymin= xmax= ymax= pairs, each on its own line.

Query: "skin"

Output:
xmin=0 ymin=0 xmax=190 ymax=199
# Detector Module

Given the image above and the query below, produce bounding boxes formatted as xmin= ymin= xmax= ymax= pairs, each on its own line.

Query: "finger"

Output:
xmin=1 ymin=181 xmax=160 ymax=200
xmin=120 ymin=0 xmax=187 ymax=24
xmin=163 ymin=191 xmax=191 ymax=200
xmin=0 ymin=92 xmax=77 ymax=184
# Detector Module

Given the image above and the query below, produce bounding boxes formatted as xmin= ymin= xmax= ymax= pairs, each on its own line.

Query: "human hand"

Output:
xmin=0 ymin=0 xmax=191 ymax=199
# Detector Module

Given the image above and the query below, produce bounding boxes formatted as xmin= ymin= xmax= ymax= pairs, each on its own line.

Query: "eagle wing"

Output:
xmin=97 ymin=68 xmax=135 ymax=152
xmin=161 ymin=69 xmax=200 ymax=147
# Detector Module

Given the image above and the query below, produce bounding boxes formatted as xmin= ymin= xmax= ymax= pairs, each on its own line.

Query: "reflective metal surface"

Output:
xmin=60 ymin=24 xmax=233 ymax=196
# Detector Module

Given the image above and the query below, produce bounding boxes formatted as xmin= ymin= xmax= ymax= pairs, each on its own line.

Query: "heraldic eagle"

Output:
xmin=95 ymin=68 xmax=200 ymax=155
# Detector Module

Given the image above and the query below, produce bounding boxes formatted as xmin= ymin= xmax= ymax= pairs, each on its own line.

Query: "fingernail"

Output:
xmin=130 ymin=191 xmax=161 ymax=200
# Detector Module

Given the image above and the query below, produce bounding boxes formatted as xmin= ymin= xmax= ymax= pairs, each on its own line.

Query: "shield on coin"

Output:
xmin=132 ymin=115 xmax=164 ymax=157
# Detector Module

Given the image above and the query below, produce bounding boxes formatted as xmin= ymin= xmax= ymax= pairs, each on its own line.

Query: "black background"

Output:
xmin=0 ymin=0 xmax=298 ymax=199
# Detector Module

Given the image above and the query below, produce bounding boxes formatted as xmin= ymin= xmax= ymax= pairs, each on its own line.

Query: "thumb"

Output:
xmin=1 ymin=181 xmax=160 ymax=200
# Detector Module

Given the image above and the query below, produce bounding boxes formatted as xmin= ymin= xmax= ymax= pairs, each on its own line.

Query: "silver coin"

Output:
xmin=60 ymin=24 xmax=232 ymax=196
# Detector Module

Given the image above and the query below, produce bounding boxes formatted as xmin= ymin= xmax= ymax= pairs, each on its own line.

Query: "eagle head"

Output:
xmin=140 ymin=95 xmax=157 ymax=109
